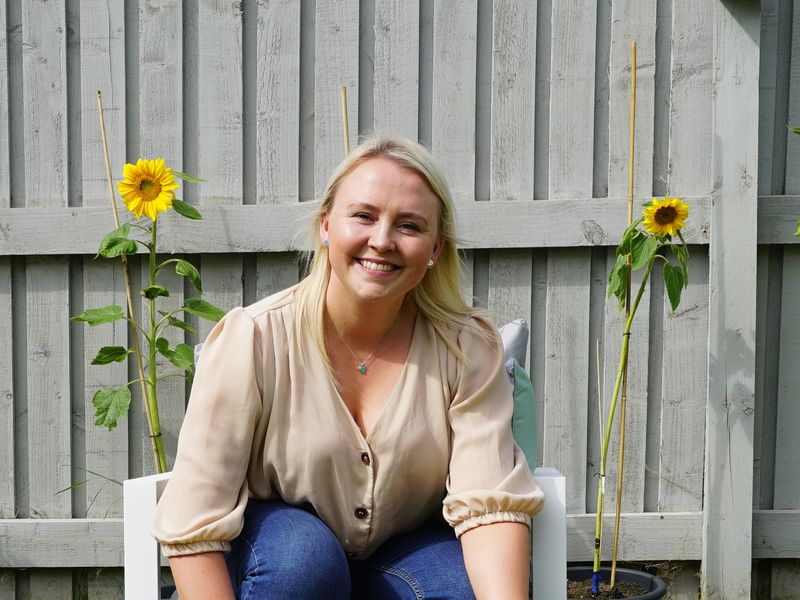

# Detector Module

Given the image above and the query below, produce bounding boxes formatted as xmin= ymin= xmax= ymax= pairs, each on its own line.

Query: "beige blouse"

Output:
xmin=151 ymin=285 xmax=543 ymax=559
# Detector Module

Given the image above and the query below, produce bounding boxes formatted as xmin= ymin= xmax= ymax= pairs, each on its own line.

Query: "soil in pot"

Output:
xmin=566 ymin=565 xmax=667 ymax=600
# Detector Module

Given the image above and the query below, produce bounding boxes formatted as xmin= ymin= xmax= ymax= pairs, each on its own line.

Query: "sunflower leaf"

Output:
xmin=91 ymin=346 xmax=132 ymax=365
xmin=172 ymin=171 xmax=205 ymax=183
xmin=607 ymin=254 xmax=630 ymax=309
xmin=98 ymin=224 xmax=138 ymax=258
xmin=796 ymin=219 xmax=800 ymax=237
xmin=788 ymin=125 xmax=800 ymax=136
xmin=155 ymin=337 xmax=170 ymax=354
xmin=630 ymin=233 xmax=658 ymax=271
xmin=159 ymin=311 xmax=197 ymax=335
xmin=70 ymin=305 xmax=126 ymax=326
xmin=172 ymin=199 xmax=203 ymax=220
xmin=171 ymin=343 xmax=195 ymax=372
xmin=182 ymin=298 xmax=225 ymax=322
xmin=616 ymin=220 xmax=642 ymax=257
xmin=175 ymin=259 xmax=202 ymax=293
xmin=141 ymin=284 xmax=169 ymax=300
xmin=663 ymin=263 xmax=684 ymax=311
xmin=92 ymin=385 xmax=132 ymax=431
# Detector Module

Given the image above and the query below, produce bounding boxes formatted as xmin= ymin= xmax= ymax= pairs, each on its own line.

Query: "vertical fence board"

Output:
xmin=22 ymin=2 xmax=72 ymax=595
xmin=702 ymin=2 xmax=760 ymax=597
xmin=544 ymin=1 xmax=595 ymax=513
xmin=431 ymin=0 xmax=477 ymax=202
xmin=0 ymin=0 xmax=9 ymax=205
xmin=758 ymin=0 xmax=779 ymax=197
xmin=0 ymin=258 xmax=12 ymax=518
xmin=373 ymin=0 xmax=419 ymax=139
xmin=197 ymin=255 xmax=244 ymax=342
xmin=255 ymin=254 xmax=299 ymax=299
xmin=785 ymin=0 xmax=800 ymax=187
xmin=314 ymin=0 xmax=359 ymax=195
xmin=658 ymin=253 xmax=708 ymax=511
xmin=256 ymin=0 xmax=300 ymax=205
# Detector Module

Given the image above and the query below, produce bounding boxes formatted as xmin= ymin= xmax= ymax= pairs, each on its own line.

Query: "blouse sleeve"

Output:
xmin=443 ymin=317 xmax=544 ymax=537
xmin=151 ymin=307 xmax=265 ymax=557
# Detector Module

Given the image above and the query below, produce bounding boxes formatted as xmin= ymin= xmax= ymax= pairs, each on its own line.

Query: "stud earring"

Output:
xmin=427 ymin=259 xmax=434 ymax=268
xmin=322 ymin=239 xmax=330 ymax=248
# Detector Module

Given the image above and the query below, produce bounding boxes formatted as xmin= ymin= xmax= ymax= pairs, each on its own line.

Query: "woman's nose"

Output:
xmin=368 ymin=222 xmax=395 ymax=252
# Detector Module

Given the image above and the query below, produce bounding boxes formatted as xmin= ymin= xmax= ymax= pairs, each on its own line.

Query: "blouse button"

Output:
xmin=360 ymin=452 xmax=370 ymax=465
xmin=354 ymin=507 xmax=368 ymax=519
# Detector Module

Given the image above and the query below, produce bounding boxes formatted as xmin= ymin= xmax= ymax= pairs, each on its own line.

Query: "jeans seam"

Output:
xmin=366 ymin=565 xmax=424 ymax=599
xmin=239 ymin=536 xmax=260 ymax=600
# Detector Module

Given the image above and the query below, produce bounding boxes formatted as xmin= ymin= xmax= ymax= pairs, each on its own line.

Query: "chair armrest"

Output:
xmin=531 ymin=467 xmax=566 ymax=600
xmin=124 ymin=472 xmax=172 ymax=600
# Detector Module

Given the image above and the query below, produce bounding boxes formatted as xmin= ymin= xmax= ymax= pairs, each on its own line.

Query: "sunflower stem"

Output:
xmin=147 ymin=220 xmax=167 ymax=473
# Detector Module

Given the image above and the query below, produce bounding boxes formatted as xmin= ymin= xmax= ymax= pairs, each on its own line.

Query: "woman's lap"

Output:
xmin=225 ymin=499 xmax=475 ymax=600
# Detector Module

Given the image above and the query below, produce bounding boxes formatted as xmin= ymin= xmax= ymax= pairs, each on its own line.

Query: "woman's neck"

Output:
xmin=325 ymin=295 xmax=410 ymax=347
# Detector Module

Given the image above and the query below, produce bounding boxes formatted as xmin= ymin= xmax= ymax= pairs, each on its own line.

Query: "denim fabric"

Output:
xmin=224 ymin=499 xmax=476 ymax=600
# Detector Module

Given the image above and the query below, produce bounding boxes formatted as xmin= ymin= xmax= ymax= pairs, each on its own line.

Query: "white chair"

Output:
xmin=123 ymin=468 xmax=565 ymax=600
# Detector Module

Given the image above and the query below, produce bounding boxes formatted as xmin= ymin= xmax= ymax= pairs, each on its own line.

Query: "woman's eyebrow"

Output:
xmin=347 ymin=202 xmax=430 ymax=226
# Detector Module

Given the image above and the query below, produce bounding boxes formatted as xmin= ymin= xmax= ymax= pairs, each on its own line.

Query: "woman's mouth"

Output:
xmin=356 ymin=258 xmax=399 ymax=272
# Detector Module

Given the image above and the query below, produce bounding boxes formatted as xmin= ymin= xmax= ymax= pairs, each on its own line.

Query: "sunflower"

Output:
xmin=642 ymin=195 xmax=689 ymax=238
xmin=117 ymin=158 xmax=179 ymax=221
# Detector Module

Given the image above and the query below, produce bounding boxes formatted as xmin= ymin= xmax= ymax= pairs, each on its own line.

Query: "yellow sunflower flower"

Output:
xmin=117 ymin=158 xmax=179 ymax=221
xmin=642 ymin=195 xmax=689 ymax=238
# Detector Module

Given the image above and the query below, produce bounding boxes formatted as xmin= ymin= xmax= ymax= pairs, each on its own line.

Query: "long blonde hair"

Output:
xmin=294 ymin=135 xmax=492 ymax=373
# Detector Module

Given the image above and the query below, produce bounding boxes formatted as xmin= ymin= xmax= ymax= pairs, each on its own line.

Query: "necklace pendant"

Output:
xmin=358 ymin=363 xmax=368 ymax=375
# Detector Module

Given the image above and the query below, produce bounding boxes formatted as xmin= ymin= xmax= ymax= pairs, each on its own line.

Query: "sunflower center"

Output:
xmin=138 ymin=178 xmax=162 ymax=202
xmin=654 ymin=206 xmax=677 ymax=225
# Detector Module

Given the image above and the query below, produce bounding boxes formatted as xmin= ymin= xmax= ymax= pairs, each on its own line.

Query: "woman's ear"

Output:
xmin=432 ymin=238 xmax=444 ymax=262
xmin=319 ymin=213 xmax=329 ymax=241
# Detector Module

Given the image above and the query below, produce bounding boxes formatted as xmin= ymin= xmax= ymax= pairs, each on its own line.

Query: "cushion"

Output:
xmin=498 ymin=319 xmax=537 ymax=469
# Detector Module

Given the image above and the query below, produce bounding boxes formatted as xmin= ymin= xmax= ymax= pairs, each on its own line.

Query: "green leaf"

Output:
xmin=155 ymin=337 xmax=169 ymax=354
xmin=156 ymin=339 xmax=194 ymax=372
xmin=171 ymin=170 xmax=205 ymax=183
xmin=92 ymin=386 xmax=132 ymax=430
xmin=788 ymin=125 xmax=800 ymax=136
xmin=172 ymin=199 xmax=203 ymax=220
xmin=607 ymin=254 xmax=630 ymax=309
xmin=663 ymin=263 xmax=685 ymax=311
xmin=796 ymin=219 xmax=800 ymax=237
xmin=175 ymin=259 xmax=202 ymax=293
xmin=159 ymin=311 xmax=197 ymax=335
xmin=70 ymin=305 xmax=126 ymax=326
xmin=182 ymin=297 xmax=225 ymax=322
xmin=98 ymin=224 xmax=138 ymax=258
xmin=630 ymin=233 xmax=658 ymax=271
xmin=616 ymin=220 xmax=642 ymax=257
xmin=91 ymin=346 xmax=132 ymax=365
xmin=141 ymin=284 xmax=169 ymax=300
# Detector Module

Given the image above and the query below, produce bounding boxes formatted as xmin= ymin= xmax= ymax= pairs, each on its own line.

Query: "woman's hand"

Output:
xmin=169 ymin=552 xmax=235 ymax=600
xmin=460 ymin=521 xmax=530 ymax=600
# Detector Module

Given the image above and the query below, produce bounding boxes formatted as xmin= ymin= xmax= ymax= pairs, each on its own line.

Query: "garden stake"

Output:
xmin=96 ymin=91 xmax=166 ymax=473
xmin=341 ymin=85 xmax=351 ymax=155
xmin=610 ymin=39 xmax=637 ymax=590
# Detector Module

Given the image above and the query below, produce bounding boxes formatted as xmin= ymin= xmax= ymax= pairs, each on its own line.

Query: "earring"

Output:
xmin=322 ymin=239 xmax=330 ymax=248
xmin=427 ymin=259 xmax=434 ymax=268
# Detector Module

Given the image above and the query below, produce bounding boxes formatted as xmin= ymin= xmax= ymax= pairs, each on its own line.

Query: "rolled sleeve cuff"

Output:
xmin=160 ymin=539 xmax=231 ymax=558
xmin=453 ymin=510 xmax=531 ymax=538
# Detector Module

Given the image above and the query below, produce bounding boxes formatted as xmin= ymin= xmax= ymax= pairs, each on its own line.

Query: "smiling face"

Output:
xmin=320 ymin=157 xmax=444 ymax=312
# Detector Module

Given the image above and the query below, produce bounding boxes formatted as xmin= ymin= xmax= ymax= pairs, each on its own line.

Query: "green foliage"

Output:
xmin=174 ymin=259 xmax=203 ymax=293
xmin=92 ymin=386 xmax=132 ymax=430
xmin=159 ymin=311 xmax=198 ymax=335
xmin=141 ymin=284 xmax=169 ymax=300
xmin=172 ymin=171 xmax=205 ymax=183
xmin=97 ymin=224 xmax=138 ymax=258
xmin=70 ymin=305 xmax=126 ymax=326
xmin=91 ymin=346 xmax=132 ymax=365
xmin=183 ymin=297 xmax=225 ymax=322
xmin=172 ymin=199 xmax=203 ymax=220
xmin=157 ymin=338 xmax=195 ymax=372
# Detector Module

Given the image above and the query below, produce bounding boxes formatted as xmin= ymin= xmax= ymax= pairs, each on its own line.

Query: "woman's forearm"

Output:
xmin=169 ymin=552 xmax=235 ymax=600
xmin=460 ymin=521 xmax=530 ymax=600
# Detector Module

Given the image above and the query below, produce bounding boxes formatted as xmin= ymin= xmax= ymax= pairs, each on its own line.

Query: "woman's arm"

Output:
xmin=169 ymin=552 xmax=235 ymax=600
xmin=460 ymin=521 xmax=530 ymax=600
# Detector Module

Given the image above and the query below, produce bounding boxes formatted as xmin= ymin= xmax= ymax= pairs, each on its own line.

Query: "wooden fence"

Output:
xmin=0 ymin=0 xmax=795 ymax=598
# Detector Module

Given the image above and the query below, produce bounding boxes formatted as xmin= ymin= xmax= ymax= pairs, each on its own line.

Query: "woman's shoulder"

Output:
xmin=241 ymin=283 xmax=301 ymax=321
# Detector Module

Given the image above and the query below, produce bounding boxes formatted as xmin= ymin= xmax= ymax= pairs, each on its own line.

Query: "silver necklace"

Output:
xmin=332 ymin=318 xmax=399 ymax=375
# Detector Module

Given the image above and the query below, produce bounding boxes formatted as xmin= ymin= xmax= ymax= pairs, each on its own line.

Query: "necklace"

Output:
xmin=332 ymin=318 xmax=399 ymax=375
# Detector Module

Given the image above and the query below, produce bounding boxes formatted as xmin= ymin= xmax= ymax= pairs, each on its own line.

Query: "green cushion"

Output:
xmin=509 ymin=358 xmax=537 ymax=469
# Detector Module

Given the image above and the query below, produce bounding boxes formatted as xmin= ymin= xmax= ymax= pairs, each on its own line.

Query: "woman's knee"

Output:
xmin=227 ymin=501 xmax=351 ymax=599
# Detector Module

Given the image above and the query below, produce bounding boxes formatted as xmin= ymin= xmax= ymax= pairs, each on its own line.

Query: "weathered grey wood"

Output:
xmin=86 ymin=568 xmax=124 ymax=600
xmin=139 ymin=0 xmax=181 ymax=163
xmin=256 ymin=0 xmax=300 ymax=204
xmin=785 ymin=0 xmax=800 ymax=194
xmin=0 ymin=571 xmax=13 ymax=600
xmin=547 ymin=2 xmax=596 ymax=199
xmin=431 ymin=0 xmax=477 ymax=202
xmin=771 ymin=560 xmax=800 ymax=600
xmin=487 ymin=249 xmax=532 ymax=357
xmin=0 ymin=258 xmax=12 ymax=518
xmin=608 ymin=1 xmax=656 ymax=198
xmin=196 ymin=255 xmax=244 ymax=342
xmin=255 ymin=254 xmax=299 ymax=299
xmin=0 ymin=0 xmax=9 ymax=207
xmin=758 ymin=0 xmax=779 ymax=197
xmin=774 ymin=246 xmax=800 ymax=511
xmin=667 ymin=0 xmax=712 ymax=196
xmin=0 ymin=197 xmax=714 ymax=255
xmin=702 ymin=2 xmax=760 ymax=597
xmin=29 ymin=569 xmax=73 ymax=599
xmin=760 ymin=196 xmax=800 ymax=243
xmin=658 ymin=254 xmax=708 ymax=512
xmin=601 ymin=250 xmax=651 ymax=513
xmin=373 ymin=0 xmax=419 ymax=139
xmin=531 ymin=251 xmax=547 ymax=466
xmin=753 ymin=510 xmax=800 ymax=559
xmin=543 ymin=249 xmax=591 ymax=513
xmin=314 ymin=0 xmax=359 ymax=196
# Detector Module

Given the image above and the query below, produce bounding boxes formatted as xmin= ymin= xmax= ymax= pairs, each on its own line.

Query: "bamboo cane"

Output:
xmin=610 ymin=40 xmax=637 ymax=589
xmin=96 ymin=91 xmax=166 ymax=473
xmin=341 ymin=85 xmax=350 ymax=155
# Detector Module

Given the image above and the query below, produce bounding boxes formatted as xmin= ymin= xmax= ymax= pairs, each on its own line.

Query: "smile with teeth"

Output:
xmin=357 ymin=258 xmax=399 ymax=272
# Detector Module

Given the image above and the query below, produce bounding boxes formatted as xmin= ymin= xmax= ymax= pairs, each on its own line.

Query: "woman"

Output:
xmin=152 ymin=136 xmax=543 ymax=599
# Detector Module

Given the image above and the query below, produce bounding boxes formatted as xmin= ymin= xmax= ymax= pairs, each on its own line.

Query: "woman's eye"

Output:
xmin=354 ymin=212 xmax=372 ymax=221
xmin=399 ymin=222 xmax=421 ymax=232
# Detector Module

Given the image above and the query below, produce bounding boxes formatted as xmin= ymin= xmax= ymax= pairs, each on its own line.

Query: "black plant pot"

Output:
xmin=567 ymin=566 xmax=667 ymax=599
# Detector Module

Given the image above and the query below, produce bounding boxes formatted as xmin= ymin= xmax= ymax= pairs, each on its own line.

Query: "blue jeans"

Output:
xmin=224 ymin=499 xmax=476 ymax=600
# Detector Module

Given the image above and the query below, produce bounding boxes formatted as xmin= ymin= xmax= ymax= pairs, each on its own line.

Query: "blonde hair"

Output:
xmin=294 ymin=135 xmax=492 ymax=374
